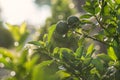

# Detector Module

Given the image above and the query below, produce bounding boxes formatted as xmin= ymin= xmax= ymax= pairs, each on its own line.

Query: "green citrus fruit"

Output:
xmin=67 ymin=16 xmax=80 ymax=28
xmin=56 ymin=21 xmax=69 ymax=35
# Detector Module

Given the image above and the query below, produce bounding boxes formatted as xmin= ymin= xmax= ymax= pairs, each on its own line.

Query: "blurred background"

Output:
xmin=0 ymin=0 xmax=51 ymax=27
xmin=0 ymin=0 xmax=85 ymax=49
xmin=0 ymin=0 xmax=85 ymax=26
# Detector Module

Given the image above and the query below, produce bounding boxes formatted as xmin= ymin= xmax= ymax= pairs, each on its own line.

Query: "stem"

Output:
xmin=94 ymin=15 xmax=110 ymax=34
xmin=75 ymin=31 xmax=110 ymax=46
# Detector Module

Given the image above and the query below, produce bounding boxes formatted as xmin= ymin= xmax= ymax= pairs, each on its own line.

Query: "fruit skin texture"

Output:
xmin=56 ymin=21 xmax=69 ymax=35
xmin=67 ymin=16 xmax=80 ymax=28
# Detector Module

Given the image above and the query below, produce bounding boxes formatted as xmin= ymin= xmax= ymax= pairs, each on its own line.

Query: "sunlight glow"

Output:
xmin=0 ymin=0 xmax=51 ymax=26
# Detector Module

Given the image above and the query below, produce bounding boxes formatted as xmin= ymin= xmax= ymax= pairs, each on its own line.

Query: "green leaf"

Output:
xmin=86 ymin=44 xmax=94 ymax=56
xmin=25 ymin=54 xmax=39 ymax=71
xmin=20 ymin=22 xmax=27 ymax=34
xmin=29 ymin=41 xmax=45 ymax=47
xmin=17 ymin=32 xmax=29 ymax=51
xmin=0 ymin=57 xmax=13 ymax=68
xmin=52 ymin=47 xmax=60 ymax=59
xmin=59 ymin=48 xmax=74 ymax=61
xmin=80 ymin=14 xmax=93 ymax=19
xmin=0 ymin=48 xmax=14 ymax=59
xmin=6 ymin=23 xmax=20 ymax=41
xmin=48 ymin=24 xmax=56 ymax=42
xmin=0 ymin=48 xmax=14 ymax=68
xmin=97 ymin=54 xmax=112 ymax=62
xmin=83 ymin=5 xmax=95 ymax=15
xmin=107 ymin=47 xmax=118 ymax=61
xmin=55 ymin=70 xmax=70 ymax=79
xmin=95 ymin=6 xmax=101 ymax=14
xmin=94 ymin=31 xmax=104 ymax=41
xmin=75 ymin=46 xmax=84 ymax=58
xmin=83 ymin=57 xmax=92 ymax=66
xmin=103 ymin=5 xmax=110 ymax=16
xmin=32 ymin=60 xmax=58 ymax=80
xmin=18 ymin=49 xmax=28 ymax=64
xmin=92 ymin=58 xmax=104 ymax=72
xmin=80 ymin=19 xmax=93 ymax=25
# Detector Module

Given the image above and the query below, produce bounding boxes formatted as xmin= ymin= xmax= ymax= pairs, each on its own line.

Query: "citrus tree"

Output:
xmin=0 ymin=0 xmax=120 ymax=80
xmin=30 ymin=0 xmax=120 ymax=79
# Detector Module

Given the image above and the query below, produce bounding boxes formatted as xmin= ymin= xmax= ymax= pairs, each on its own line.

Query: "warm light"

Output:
xmin=0 ymin=0 xmax=51 ymax=26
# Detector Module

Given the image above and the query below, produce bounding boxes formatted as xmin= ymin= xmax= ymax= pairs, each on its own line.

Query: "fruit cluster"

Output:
xmin=55 ymin=16 xmax=80 ymax=35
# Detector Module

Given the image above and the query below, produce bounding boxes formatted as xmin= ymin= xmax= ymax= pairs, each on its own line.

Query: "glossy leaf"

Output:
xmin=55 ymin=70 xmax=70 ymax=79
xmin=75 ymin=46 xmax=84 ymax=58
xmin=107 ymin=47 xmax=118 ymax=61
xmin=80 ymin=14 xmax=93 ymax=19
xmin=95 ymin=6 xmax=101 ymax=14
xmin=86 ymin=44 xmax=94 ymax=56
xmin=48 ymin=24 xmax=56 ymax=42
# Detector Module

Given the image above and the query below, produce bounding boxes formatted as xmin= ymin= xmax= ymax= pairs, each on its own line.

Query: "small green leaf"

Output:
xmin=60 ymin=48 xmax=74 ymax=61
xmin=92 ymin=58 xmax=104 ymax=72
xmin=75 ymin=46 xmax=84 ymax=58
xmin=20 ymin=22 xmax=27 ymax=34
xmin=29 ymin=41 xmax=44 ymax=47
xmin=48 ymin=24 xmax=56 ymax=42
xmin=95 ymin=6 xmax=101 ymax=14
xmin=52 ymin=47 xmax=60 ymax=59
xmin=80 ymin=19 xmax=93 ymax=25
xmin=55 ymin=70 xmax=70 ymax=79
xmin=103 ymin=5 xmax=110 ymax=16
xmin=83 ymin=57 xmax=92 ymax=66
xmin=80 ymin=14 xmax=93 ymax=19
xmin=86 ymin=44 xmax=94 ymax=56
xmin=107 ymin=47 xmax=118 ymax=61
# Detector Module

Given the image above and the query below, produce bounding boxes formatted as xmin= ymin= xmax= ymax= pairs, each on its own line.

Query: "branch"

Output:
xmin=75 ymin=31 xmax=110 ymax=46
xmin=94 ymin=15 xmax=110 ymax=34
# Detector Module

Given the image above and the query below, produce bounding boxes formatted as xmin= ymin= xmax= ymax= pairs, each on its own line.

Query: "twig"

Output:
xmin=94 ymin=15 xmax=111 ymax=35
xmin=75 ymin=31 xmax=110 ymax=46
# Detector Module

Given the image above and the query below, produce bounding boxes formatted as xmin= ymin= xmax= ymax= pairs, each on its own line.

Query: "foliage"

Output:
xmin=0 ymin=26 xmax=14 ymax=48
xmin=6 ymin=22 xmax=29 ymax=50
xmin=38 ymin=0 xmax=75 ymax=40
xmin=0 ymin=0 xmax=120 ymax=80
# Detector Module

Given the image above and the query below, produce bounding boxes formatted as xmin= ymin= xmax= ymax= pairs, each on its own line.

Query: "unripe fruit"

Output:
xmin=67 ymin=16 xmax=80 ymax=28
xmin=56 ymin=21 xmax=69 ymax=35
